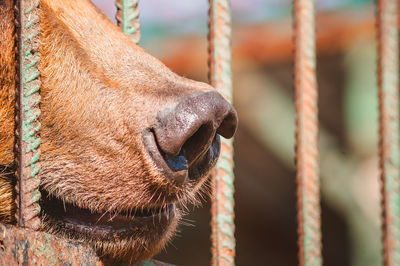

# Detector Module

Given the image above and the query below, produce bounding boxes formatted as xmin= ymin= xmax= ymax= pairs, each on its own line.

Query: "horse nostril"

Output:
xmin=216 ymin=109 xmax=238 ymax=139
xmin=154 ymin=91 xmax=238 ymax=170
xmin=180 ymin=123 xmax=215 ymax=165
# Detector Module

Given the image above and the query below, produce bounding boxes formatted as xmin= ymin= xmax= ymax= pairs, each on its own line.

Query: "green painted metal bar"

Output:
xmin=115 ymin=0 xmax=141 ymax=44
xmin=114 ymin=2 xmax=172 ymax=265
xmin=293 ymin=0 xmax=322 ymax=265
xmin=208 ymin=0 xmax=235 ymax=265
xmin=0 ymin=224 xmax=174 ymax=265
xmin=14 ymin=0 xmax=42 ymax=230
xmin=376 ymin=0 xmax=400 ymax=265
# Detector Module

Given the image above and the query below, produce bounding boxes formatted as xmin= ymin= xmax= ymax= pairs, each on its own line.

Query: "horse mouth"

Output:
xmin=40 ymin=190 xmax=175 ymax=240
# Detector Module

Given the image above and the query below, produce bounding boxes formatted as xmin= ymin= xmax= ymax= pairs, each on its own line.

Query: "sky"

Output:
xmin=91 ymin=0 xmax=373 ymax=46
xmin=92 ymin=0 xmax=372 ymax=29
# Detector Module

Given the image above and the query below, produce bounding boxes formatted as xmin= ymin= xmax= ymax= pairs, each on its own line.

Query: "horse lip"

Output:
xmin=40 ymin=191 xmax=176 ymax=238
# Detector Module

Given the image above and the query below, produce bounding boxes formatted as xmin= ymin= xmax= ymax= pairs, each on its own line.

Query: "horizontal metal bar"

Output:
xmin=0 ymin=224 xmax=173 ymax=265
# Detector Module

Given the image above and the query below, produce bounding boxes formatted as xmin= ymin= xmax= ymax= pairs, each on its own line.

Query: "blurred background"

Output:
xmin=92 ymin=1 xmax=380 ymax=265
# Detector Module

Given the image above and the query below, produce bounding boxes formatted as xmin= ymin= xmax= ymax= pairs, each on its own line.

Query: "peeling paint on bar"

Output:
xmin=293 ymin=0 xmax=322 ymax=265
xmin=208 ymin=0 xmax=236 ymax=265
xmin=0 ymin=224 xmax=173 ymax=265
xmin=0 ymin=224 xmax=103 ymax=265
xmin=376 ymin=0 xmax=400 ymax=265
xmin=14 ymin=0 xmax=42 ymax=230
xmin=115 ymin=0 xmax=141 ymax=44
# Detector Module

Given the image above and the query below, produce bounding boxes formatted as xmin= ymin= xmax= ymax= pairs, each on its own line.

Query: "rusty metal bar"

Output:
xmin=115 ymin=0 xmax=141 ymax=44
xmin=208 ymin=0 xmax=235 ymax=265
xmin=0 ymin=224 xmax=103 ymax=265
xmin=293 ymin=0 xmax=322 ymax=265
xmin=376 ymin=0 xmax=400 ymax=265
xmin=14 ymin=0 xmax=42 ymax=230
xmin=0 ymin=224 xmax=172 ymax=265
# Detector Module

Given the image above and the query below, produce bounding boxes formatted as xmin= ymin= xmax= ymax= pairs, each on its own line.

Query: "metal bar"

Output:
xmin=0 ymin=224 xmax=172 ymax=265
xmin=293 ymin=0 xmax=322 ymax=265
xmin=0 ymin=224 xmax=103 ymax=265
xmin=14 ymin=0 xmax=42 ymax=230
xmin=376 ymin=0 xmax=400 ymax=265
xmin=115 ymin=0 xmax=141 ymax=44
xmin=208 ymin=0 xmax=235 ymax=265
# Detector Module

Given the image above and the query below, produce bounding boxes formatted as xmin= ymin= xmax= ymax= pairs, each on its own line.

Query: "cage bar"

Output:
xmin=0 ymin=223 xmax=172 ymax=265
xmin=14 ymin=0 xmax=42 ymax=230
xmin=115 ymin=0 xmax=141 ymax=44
xmin=293 ymin=0 xmax=322 ymax=265
xmin=208 ymin=0 xmax=236 ymax=265
xmin=376 ymin=0 xmax=400 ymax=265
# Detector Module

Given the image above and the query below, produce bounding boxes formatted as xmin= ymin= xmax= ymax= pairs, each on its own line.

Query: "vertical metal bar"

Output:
xmin=208 ymin=0 xmax=235 ymax=265
xmin=376 ymin=0 xmax=400 ymax=265
xmin=115 ymin=0 xmax=141 ymax=44
xmin=293 ymin=0 xmax=322 ymax=265
xmin=14 ymin=0 xmax=42 ymax=230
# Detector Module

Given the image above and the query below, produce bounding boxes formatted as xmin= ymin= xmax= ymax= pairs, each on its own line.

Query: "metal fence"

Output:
xmin=8 ymin=0 xmax=400 ymax=265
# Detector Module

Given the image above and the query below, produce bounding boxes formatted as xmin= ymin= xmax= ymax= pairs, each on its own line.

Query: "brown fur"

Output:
xmin=0 ymin=0 xmax=218 ymax=262
xmin=0 ymin=0 xmax=16 ymax=224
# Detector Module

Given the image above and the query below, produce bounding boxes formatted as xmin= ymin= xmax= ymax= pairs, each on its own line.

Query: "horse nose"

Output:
xmin=154 ymin=91 xmax=238 ymax=167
